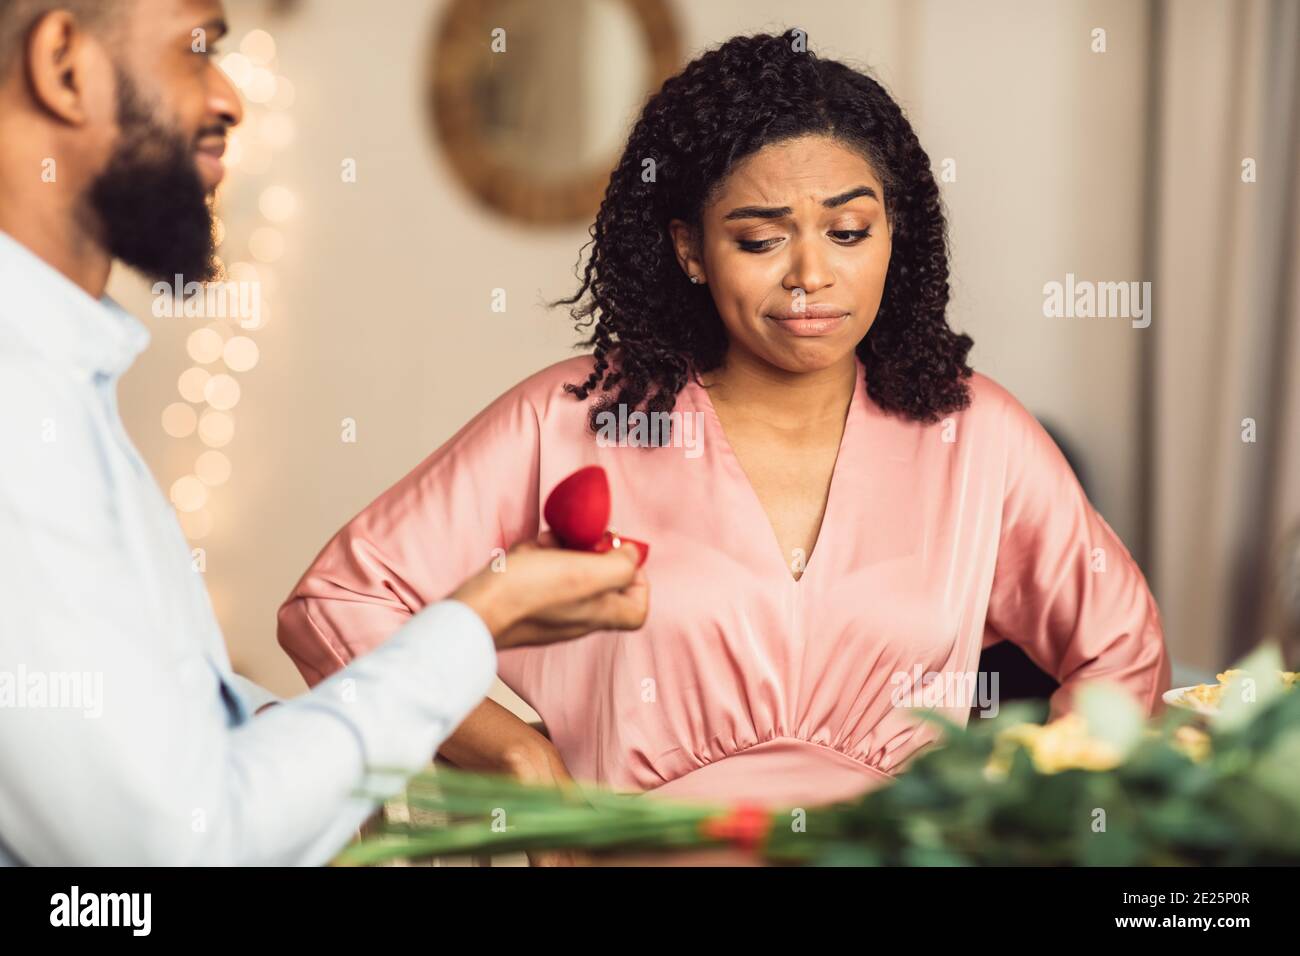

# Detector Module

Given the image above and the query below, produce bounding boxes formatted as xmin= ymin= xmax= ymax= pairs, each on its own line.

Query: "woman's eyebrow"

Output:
xmin=722 ymin=185 xmax=879 ymax=221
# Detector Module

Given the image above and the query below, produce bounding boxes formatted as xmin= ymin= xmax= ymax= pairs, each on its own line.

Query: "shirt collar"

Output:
xmin=0 ymin=228 xmax=150 ymax=380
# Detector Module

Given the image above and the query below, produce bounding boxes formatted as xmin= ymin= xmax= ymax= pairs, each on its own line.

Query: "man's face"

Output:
xmin=86 ymin=0 xmax=243 ymax=282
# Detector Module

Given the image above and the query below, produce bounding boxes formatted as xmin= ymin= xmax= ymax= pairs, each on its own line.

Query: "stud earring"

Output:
xmin=689 ymin=275 xmax=701 ymax=284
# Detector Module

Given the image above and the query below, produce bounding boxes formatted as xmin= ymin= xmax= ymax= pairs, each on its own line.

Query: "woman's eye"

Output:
xmin=738 ymin=228 xmax=872 ymax=253
xmin=830 ymin=228 xmax=871 ymax=243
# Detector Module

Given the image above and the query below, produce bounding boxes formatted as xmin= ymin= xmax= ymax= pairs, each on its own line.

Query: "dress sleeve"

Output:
xmin=982 ymin=392 xmax=1171 ymax=719
xmin=277 ymin=385 xmax=543 ymax=686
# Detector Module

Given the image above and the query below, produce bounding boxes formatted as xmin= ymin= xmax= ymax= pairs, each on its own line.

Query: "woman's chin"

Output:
xmin=761 ymin=340 xmax=858 ymax=376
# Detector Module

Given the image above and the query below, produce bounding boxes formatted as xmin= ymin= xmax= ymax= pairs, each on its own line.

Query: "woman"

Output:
xmin=278 ymin=31 xmax=1170 ymax=813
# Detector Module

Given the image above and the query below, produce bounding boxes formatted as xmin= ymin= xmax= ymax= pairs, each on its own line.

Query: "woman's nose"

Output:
xmin=782 ymin=238 xmax=834 ymax=293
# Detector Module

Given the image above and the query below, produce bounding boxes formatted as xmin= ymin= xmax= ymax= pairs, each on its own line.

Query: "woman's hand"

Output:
xmin=498 ymin=740 xmax=595 ymax=867
xmin=451 ymin=532 xmax=648 ymax=649
xmin=436 ymin=699 xmax=593 ymax=867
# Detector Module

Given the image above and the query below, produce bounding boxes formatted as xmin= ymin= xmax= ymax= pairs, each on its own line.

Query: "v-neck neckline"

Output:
xmin=691 ymin=357 xmax=864 ymax=587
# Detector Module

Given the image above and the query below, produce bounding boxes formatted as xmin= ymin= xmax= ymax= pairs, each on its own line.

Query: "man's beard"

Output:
xmin=85 ymin=67 xmax=217 ymax=283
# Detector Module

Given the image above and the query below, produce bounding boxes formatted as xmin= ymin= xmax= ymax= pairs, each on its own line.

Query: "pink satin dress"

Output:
xmin=277 ymin=354 xmax=1171 ymax=809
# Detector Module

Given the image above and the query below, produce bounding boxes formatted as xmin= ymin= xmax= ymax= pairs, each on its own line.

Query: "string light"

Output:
xmin=249 ymin=226 xmax=284 ymax=263
xmin=240 ymin=29 xmax=276 ymax=65
xmin=222 ymin=336 xmax=260 ymax=372
xmin=178 ymin=367 xmax=211 ymax=403
xmin=258 ymin=185 xmax=297 ymax=222
xmin=245 ymin=68 xmax=278 ymax=104
xmin=203 ymin=373 xmax=242 ymax=411
xmin=196 ymin=450 xmax=232 ymax=486
xmin=218 ymin=52 xmax=253 ymax=88
xmin=198 ymin=410 xmax=235 ymax=448
xmin=267 ymin=77 xmax=295 ymax=111
xmin=177 ymin=507 xmax=213 ymax=540
xmin=168 ymin=28 xmax=295 ymax=540
xmin=162 ymin=402 xmax=198 ymax=438
xmin=170 ymin=475 xmax=209 ymax=512
xmin=186 ymin=327 xmax=224 ymax=364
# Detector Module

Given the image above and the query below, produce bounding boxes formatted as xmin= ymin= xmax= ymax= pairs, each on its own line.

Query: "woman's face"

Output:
xmin=670 ymin=134 xmax=892 ymax=375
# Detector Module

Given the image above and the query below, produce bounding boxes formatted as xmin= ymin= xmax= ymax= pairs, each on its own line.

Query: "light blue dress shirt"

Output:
xmin=0 ymin=230 xmax=498 ymax=865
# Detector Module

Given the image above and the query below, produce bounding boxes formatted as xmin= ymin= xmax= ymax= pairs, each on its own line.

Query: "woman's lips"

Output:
xmin=766 ymin=305 xmax=850 ymax=336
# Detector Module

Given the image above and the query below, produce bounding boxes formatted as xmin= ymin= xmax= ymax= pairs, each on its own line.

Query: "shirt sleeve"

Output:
xmin=0 ymin=365 xmax=497 ymax=866
xmin=981 ymin=388 xmax=1172 ymax=719
xmin=277 ymin=382 xmax=543 ymax=686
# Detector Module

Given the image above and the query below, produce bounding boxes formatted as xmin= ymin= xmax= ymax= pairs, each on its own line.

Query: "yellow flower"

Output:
xmin=985 ymin=711 xmax=1216 ymax=779
xmin=1170 ymin=725 xmax=1212 ymax=763
xmin=987 ymin=713 xmax=1122 ymax=777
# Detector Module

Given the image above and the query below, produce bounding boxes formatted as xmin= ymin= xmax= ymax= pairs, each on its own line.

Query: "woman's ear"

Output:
xmin=667 ymin=218 xmax=705 ymax=284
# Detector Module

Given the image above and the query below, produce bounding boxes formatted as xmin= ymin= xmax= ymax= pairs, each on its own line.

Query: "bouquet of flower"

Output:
xmin=335 ymin=644 xmax=1300 ymax=867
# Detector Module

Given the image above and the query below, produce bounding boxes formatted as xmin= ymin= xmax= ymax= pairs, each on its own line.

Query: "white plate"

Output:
xmin=1163 ymin=685 xmax=1219 ymax=715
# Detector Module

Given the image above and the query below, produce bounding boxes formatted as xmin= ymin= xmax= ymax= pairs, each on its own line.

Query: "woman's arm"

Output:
xmin=982 ymin=387 xmax=1172 ymax=719
xmin=436 ymin=698 xmax=587 ymax=867
xmin=437 ymin=698 xmax=566 ymax=778
xmin=276 ymin=378 xmax=552 ymax=766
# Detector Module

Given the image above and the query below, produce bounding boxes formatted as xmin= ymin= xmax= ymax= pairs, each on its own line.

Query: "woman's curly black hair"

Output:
xmin=550 ymin=28 xmax=974 ymax=431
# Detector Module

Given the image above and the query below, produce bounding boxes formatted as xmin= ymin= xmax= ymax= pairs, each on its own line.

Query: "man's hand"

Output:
xmin=450 ymin=532 xmax=648 ymax=649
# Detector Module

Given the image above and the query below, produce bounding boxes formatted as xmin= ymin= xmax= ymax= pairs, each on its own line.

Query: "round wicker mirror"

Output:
xmin=427 ymin=0 xmax=681 ymax=226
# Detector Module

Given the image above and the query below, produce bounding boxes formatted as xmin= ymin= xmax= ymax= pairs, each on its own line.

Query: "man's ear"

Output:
xmin=24 ymin=10 xmax=108 ymax=125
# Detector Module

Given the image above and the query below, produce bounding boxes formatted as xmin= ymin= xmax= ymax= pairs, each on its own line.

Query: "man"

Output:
xmin=0 ymin=0 xmax=649 ymax=865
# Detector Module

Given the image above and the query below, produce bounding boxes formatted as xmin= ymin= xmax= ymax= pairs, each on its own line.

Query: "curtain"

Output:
xmin=1145 ymin=0 xmax=1300 ymax=673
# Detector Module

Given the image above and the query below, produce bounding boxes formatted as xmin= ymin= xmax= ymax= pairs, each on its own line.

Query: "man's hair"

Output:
xmin=0 ymin=1 xmax=122 ymax=79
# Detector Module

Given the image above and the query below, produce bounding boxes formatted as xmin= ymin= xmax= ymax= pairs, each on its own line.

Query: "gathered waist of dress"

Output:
xmin=641 ymin=737 xmax=895 ymax=810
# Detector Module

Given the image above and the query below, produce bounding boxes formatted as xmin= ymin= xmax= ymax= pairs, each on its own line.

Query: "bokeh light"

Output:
xmin=186 ymin=327 xmax=224 ymax=364
xmin=176 ymin=507 xmax=213 ymax=541
xmin=240 ymin=29 xmax=276 ymax=65
xmin=196 ymin=450 xmax=232 ymax=487
xmin=219 ymin=52 xmax=253 ymax=88
xmin=267 ymin=76 xmax=295 ymax=111
xmin=162 ymin=402 xmax=197 ymax=438
xmin=170 ymin=475 xmax=209 ymax=513
xmin=249 ymin=227 xmax=284 ymax=263
xmin=198 ymin=411 xmax=235 ymax=448
xmin=223 ymin=336 xmax=260 ymax=372
xmin=259 ymin=185 xmax=297 ymax=222
xmin=203 ymin=374 xmax=242 ymax=411
xmin=245 ymin=68 xmax=277 ymax=104
xmin=178 ymin=367 xmax=212 ymax=403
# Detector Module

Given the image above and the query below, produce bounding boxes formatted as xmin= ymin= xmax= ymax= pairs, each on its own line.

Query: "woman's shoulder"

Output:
xmin=495 ymin=353 xmax=602 ymax=417
xmin=463 ymin=353 xmax=602 ymax=437
xmin=955 ymin=369 xmax=1073 ymax=478
xmin=510 ymin=353 xmax=602 ymax=399
xmin=958 ymin=368 xmax=1039 ymax=431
